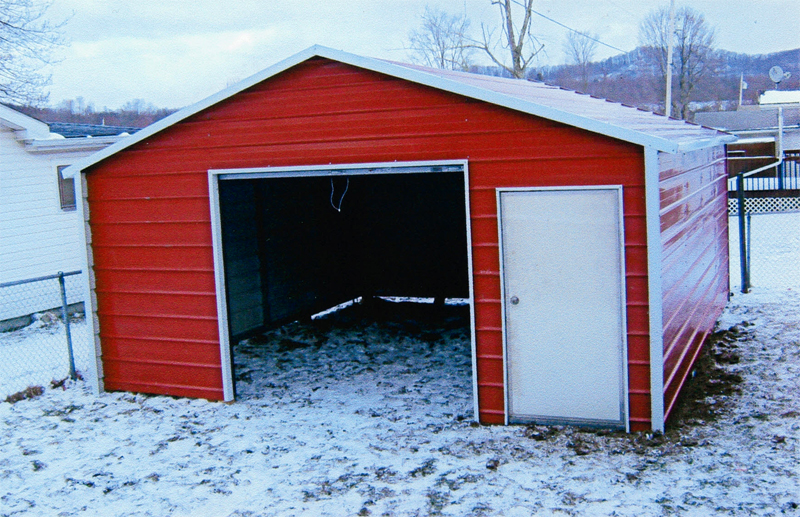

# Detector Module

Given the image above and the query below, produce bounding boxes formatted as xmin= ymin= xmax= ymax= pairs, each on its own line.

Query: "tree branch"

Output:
xmin=0 ymin=0 xmax=68 ymax=105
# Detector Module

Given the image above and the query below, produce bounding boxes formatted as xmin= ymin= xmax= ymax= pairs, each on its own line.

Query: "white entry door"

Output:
xmin=499 ymin=187 xmax=627 ymax=428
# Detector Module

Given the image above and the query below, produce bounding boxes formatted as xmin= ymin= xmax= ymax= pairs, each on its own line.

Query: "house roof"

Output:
xmin=64 ymin=45 xmax=734 ymax=178
xmin=1 ymin=103 xmax=132 ymax=153
xmin=694 ymin=107 xmax=800 ymax=132
xmin=48 ymin=122 xmax=139 ymax=138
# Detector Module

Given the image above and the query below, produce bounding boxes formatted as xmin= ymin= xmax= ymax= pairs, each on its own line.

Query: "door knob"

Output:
xmin=510 ymin=296 xmax=520 ymax=305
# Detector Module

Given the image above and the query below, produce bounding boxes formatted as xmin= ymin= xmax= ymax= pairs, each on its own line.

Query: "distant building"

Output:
xmin=694 ymin=92 xmax=800 ymax=188
xmin=759 ymin=90 xmax=800 ymax=106
xmin=0 ymin=104 xmax=136 ymax=324
xmin=695 ymin=98 xmax=799 ymax=152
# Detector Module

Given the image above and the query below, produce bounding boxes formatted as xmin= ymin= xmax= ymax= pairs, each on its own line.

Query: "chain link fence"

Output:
xmin=0 ymin=271 xmax=94 ymax=400
xmin=728 ymin=195 xmax=800 ymax=292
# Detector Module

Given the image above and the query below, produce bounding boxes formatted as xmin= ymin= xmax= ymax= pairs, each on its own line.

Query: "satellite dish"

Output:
xmin=769 ymin=65 xmax=785 ymax=83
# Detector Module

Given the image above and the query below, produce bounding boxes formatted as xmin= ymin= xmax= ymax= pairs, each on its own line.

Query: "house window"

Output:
xmin=57 ymin=165 xmax=76 ymax=211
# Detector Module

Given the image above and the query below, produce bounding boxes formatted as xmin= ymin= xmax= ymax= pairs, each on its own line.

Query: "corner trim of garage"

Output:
xmin=644 ymin=146 xmax=665 ymax=432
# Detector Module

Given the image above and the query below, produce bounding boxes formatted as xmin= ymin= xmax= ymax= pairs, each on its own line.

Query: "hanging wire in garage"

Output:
xmin=330 ymin=177 xmax=349 ymax=212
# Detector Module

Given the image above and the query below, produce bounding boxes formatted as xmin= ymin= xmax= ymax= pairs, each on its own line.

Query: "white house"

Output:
xmin=0 ymin=104 xmax=132 ymax=324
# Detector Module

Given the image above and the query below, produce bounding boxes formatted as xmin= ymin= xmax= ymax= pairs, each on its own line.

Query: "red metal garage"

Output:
xmin=66 ymin=46 xmax=734 ymax=432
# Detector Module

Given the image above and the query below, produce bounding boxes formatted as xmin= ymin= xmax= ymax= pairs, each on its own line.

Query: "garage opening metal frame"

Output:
xmin=207 ymin=159 xmax=479 ymax=420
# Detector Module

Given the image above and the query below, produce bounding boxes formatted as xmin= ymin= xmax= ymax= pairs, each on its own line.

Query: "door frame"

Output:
xmin=208 ymin=159 xmax=478 ymax=416
xmin=496 ymin=185 xmax=629 ymax=430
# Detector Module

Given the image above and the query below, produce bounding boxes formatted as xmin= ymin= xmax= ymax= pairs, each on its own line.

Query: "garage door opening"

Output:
xmin=208 ymin=161 xmax=476 ymax=410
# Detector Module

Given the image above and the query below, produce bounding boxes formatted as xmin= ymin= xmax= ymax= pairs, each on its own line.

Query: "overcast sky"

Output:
xmin=43 ymin=0 xmax=800 ymax=110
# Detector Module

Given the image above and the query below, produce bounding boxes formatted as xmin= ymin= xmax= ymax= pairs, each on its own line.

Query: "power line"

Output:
xmin=529 ymin=8 xmax=628 ymax=54
xmin=601 ymin=0 xmax=638 ymax=19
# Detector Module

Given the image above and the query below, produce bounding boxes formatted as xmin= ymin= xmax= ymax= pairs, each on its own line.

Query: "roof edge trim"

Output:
xmin=0 ymin=104 xmax=51 ymax=140
xmin=676 ymin=134 xmax=738 ymax=153
xmin=26 ymin=134 xmax=126 ymax=154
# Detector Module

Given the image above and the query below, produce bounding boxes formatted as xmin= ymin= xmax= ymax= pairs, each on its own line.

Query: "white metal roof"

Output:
xmin=64 ymin=45 xmax=735 ymax=178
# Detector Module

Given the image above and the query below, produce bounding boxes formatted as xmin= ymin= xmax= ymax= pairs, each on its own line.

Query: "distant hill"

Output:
xmin=14 ymin=47 xmax=799 ymax=126
xmin=536 ymin=47 xmax=800 ymax=119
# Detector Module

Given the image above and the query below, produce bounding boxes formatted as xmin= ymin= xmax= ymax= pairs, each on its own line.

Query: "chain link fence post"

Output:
xmin=58 ymin=271 xmax=78 ymax=380
xmin=736 ymin=173 xmax=750 ymax=293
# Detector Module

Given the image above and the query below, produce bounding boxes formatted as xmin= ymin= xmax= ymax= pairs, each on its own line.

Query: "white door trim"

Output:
xmin=496 ymin=185 xmax=629 ymax=430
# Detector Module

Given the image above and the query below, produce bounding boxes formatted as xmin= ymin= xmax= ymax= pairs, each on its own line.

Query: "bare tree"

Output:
xmin=563 ymin=31 xmax=598 ymax=92
xmin=408 ymin=6 xmax=473 ymax=71
xmin=639 ymin=5 xmax=716 ymax=119
xmin=121 ymin=98 xmax=160 ymax=115
xmin=478 ymin=0 xmax=543 ymax=79
xmin=0 ymin=0 xmax=67 ymax=105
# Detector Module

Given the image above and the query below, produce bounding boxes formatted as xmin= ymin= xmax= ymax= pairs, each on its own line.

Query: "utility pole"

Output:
xmin=738 ymin=73 xmax=747 ymax=108
xmin=665 ymin=0 xmax=675 ymax=117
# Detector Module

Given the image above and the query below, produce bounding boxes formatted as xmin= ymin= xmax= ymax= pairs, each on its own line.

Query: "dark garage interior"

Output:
xmin=217 ymin=169 xmax=471 ymax=344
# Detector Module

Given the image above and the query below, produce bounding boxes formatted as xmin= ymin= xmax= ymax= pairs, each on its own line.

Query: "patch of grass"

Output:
xmin=426 ymin=489 xmax=450 ymax=515
xmin=4 ymin=385 xmax=44 ymax=403
xmin=523 ymin=425 xmax=559 ymax=441
xmin=567 ymin=434 xmax=598 ymax=456
xmin=410 ymin=459 xmax=437 ymax=478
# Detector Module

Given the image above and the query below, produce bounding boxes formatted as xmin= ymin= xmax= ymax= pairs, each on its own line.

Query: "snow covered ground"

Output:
xmin=1 ymin=291 xmax=799 ymax=516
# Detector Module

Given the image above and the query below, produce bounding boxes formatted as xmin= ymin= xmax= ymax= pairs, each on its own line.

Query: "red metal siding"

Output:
xmin=86 ymin=159 xmax=220 ymax=398
xmin=659 ymin=147 xmax=729 ymax=422
xmin=87 ymin=58 xmax=651 ymax=425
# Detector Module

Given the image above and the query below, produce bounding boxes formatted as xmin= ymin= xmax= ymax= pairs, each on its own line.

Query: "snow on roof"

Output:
xmin=63 ymin=45 xmax=734 ymax=178
xmin=759 ymin=90 xmax=800 ymax=105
